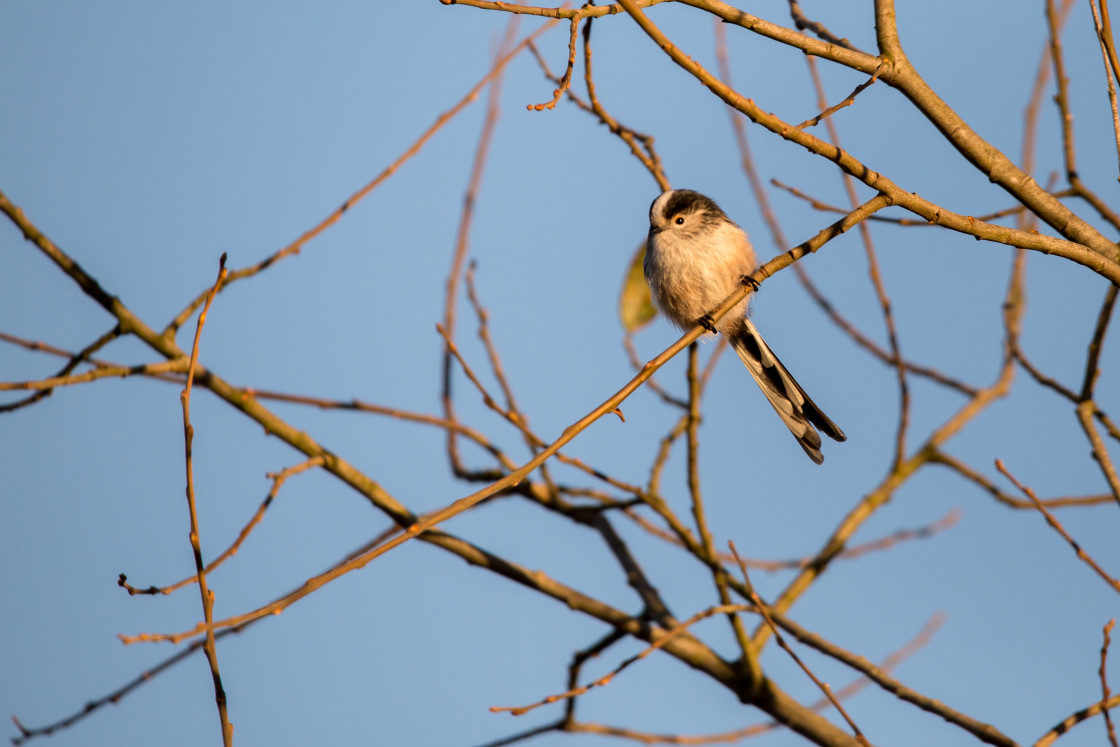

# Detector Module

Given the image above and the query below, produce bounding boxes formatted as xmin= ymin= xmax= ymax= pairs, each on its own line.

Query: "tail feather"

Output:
xmin=729 ymin=319 xmax=845 ymax=464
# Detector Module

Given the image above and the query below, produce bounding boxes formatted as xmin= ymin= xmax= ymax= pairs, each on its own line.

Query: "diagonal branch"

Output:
xmin=163 ymin=20 xmax=556 ymax=339
xmin=676 ymin=0 xmax=1120 ymax=272
xmin=996 ymin=459 xmax=1120 ymax=594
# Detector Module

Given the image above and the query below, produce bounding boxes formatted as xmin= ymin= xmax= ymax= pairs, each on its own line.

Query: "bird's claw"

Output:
xmin=698 ymin=314 xmax=717 ymax=334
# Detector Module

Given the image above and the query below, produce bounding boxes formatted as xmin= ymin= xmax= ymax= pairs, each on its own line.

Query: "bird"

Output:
xmin=644 ymin=189 xmax=846 ymax=464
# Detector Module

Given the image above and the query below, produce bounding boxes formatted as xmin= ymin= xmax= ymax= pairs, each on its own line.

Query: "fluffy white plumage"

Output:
xmin=644 ymin=189 xmax=845 ymax=464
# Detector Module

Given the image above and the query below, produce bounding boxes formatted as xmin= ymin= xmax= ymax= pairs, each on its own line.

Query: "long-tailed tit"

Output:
xmin=644 ymin=189 xmax=846 ymax=464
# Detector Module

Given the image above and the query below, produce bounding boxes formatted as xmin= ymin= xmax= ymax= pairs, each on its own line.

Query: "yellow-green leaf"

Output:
xmin=619 ymin=242 xmax=657 ymax=333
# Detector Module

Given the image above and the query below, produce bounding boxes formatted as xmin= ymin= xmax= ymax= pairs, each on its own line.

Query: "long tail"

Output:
xmin=728 ymin=318 xmax=846 ymax=464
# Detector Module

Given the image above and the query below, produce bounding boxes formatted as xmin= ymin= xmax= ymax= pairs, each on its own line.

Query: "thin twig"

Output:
xmin=440 ymin=0 xmax=670 ymax=21
xmin=1047 ymin=0 xmax=1078 ymax=183
xmin=784 ymin=0 xmax=863 ymax=52
xmin=1076 ymin=401 xmax=1120 ymax=507
xmin=565 ymin=610 xmax=945 ymax=744
xmin=931 ymin=450 xmax=1115 ymax=509
xmin=464 ymin=260 xmax=560 ymax=495
xmin=0 ymin=325 xmax=123 ymax=412
xmin=736 ymin=510 xmax=960 ymax=571
xmin=623 ymin=332 xmax=688 ymax=408
xmin=627 ymin=0 xmax=1120 ymax=281
xmin=1035 ymin=693 xmax=1120 ymax=746
xmin=119 ymin=458 xmax=325 ymax=595
xmin=767 ymin=606 xmax=1019 ymax=747
xmin=715 ymin=25 xmax=971 ymax=402
xmin=439 ymin=322 xmax=647 ymax=497
xmin=580 ymin=511 xmax=676 ymax=626
xmin=1013 ymin=342 xmax=1120 ymax=445
xmin=753 ymin=222 xmax=1025 ymax=647
xmin=803 ymin=53 xmax=910 ymax=468
xmin=729 ymin=543 xmax=869 ymax=745
xmin=162 ymin=20 xmax=555 ymax=339
xmin=563 ymin=629 xmax=627 ymax=721
xmin=180 ymin=254 xmax=233 ymax=746
xmin=529 ymin=15 xmax=580 ymax=110
xmin=469 ymin=720 xmax=566 ymax=747
xmin=626 ymin=505 xmax=960 ymax=569
xmin=525 ymin=24 xmax=668 ymax=188
xmin=794 ymin=65 xmax=882 ymax=131
xmin=489 ymin=604 xmax=751 ymax=716
xmin=566 ymin=720 xmax=773 ymax=743
xmin=9 ymin=623 xmax=253 ymax=745
xmin=1089 ymin=0 xmax=1120 ymax=178
xmin=1102 ymin=619 xmax=1119 ymax=747
xmin=1081 ymin=284 xmax=1118 ymax=400
xmin=1102 ymin=0 xmax=1120 ymax=86
xmin=0 ymin=358 xmax=188 ymax=392
xmin=995 ymin=459 xmax=1120 ymax=594
xmin=772 ymin=178 xmax=1081 ymax=227
xmin=1045 ymin=0 xmax=1120 ymax=230
xmin=684 ymin=343 xmax=757 ymax=679
xmin=119 ymin=197 xmax=893 ymax=646
xmin=443 ymin=19 xmax=518 ymax=480
xmin=465 ymin=262 xmax=524 ymax=422
xmin=579 ymin=16 xmax=669 ymax=189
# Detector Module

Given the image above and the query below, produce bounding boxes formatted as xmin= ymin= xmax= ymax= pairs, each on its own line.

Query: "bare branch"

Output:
xmin=995 ymin=459 xmax=1120 ymax=594
xmin=767 ymin=607 xmax=1020 ymax=747
xmin=1088 ymin=0 xmax=1120 ymax=178
xmin=730 ymin=544 xmax=869 ymax=745
xmin=489 ymin=604 xmax=751 ymax=717
xmin=119 ymin=457 xmax=325 ymax=596
xmin=164 ymin=20 xmax=556 ymax=339
xmin=1103 ymin=619 xmax=1119 ymax=747
xmin=677 ymin=0 xmax=1120 ymax=271
xmin=179 ymin=254 xmax=233 ymax=746
xmin=1035 ymin=693 xmax=1120 ymax=746
xmin=528 ymin=15 xmax=579 ymax=111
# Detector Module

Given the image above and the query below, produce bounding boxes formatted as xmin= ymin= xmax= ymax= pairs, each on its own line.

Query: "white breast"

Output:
xmin=645 ymin=221 xmax=758 ymax=333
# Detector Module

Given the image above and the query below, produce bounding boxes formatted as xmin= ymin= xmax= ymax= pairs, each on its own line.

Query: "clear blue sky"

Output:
xmin=3 ymin=2 xmax=1119 ymax=746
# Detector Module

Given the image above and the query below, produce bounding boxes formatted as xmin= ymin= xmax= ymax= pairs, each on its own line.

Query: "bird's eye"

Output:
xmin=674 ymin=216 xmax=685 ymax=225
